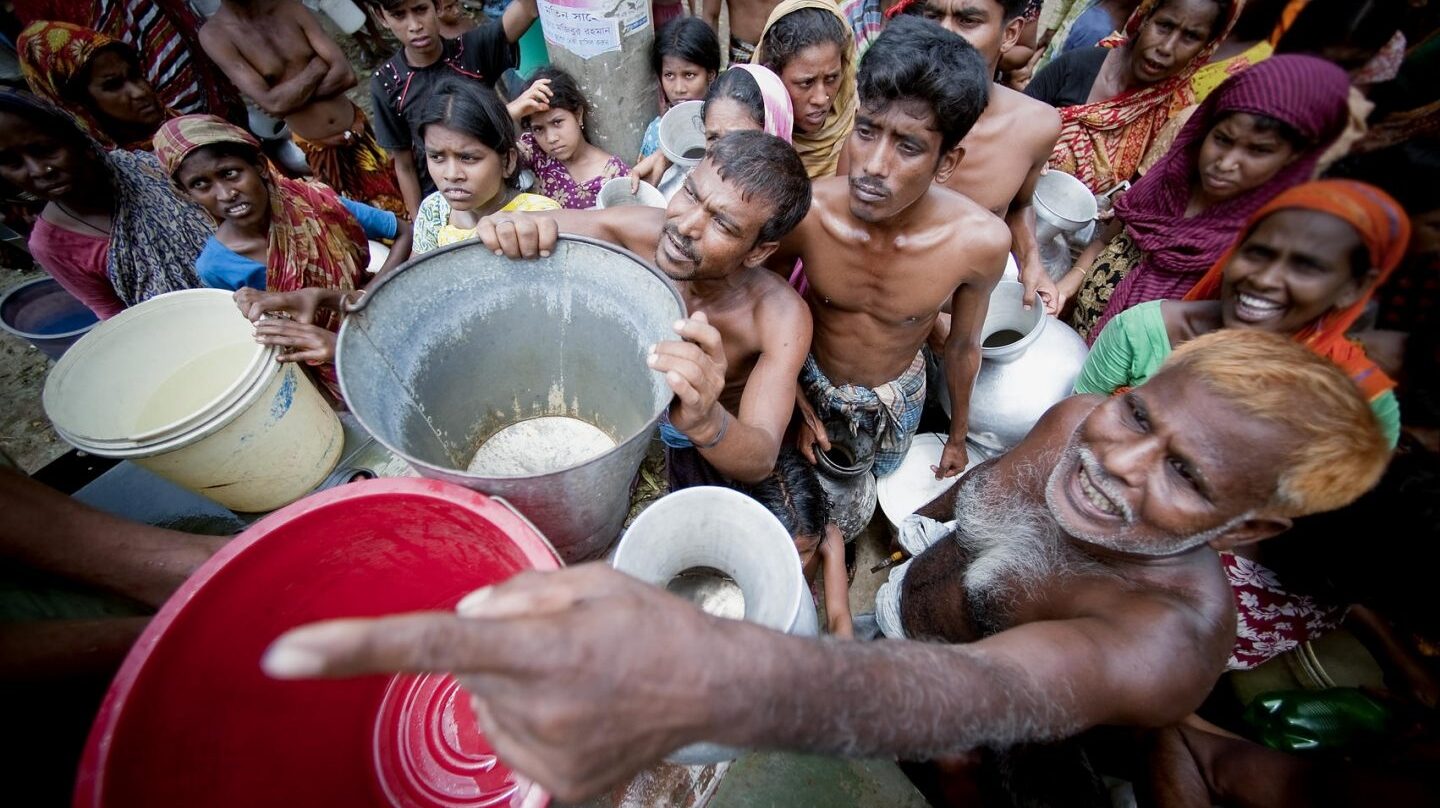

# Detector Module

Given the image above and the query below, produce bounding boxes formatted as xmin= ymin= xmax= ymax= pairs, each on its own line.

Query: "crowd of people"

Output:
xmin=2 ymin=0 xmax=1438 ymax=804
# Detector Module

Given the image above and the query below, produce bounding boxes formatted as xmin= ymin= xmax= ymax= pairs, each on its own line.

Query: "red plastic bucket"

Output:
xmin=74 ymin=478 xmax=560 ymax=808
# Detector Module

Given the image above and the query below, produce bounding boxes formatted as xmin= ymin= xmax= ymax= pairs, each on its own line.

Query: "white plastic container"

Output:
xmin=612 ymin=486 xmax=818 ymax=764
xmin=658 ymin=100 xmax=706 ymax=169
xmin=43 ymin=289 xmax=342 ymax=512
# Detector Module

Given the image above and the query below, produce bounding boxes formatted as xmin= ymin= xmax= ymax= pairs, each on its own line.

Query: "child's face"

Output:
xmin=381 ymin=0 xmax=441 ymax=53
xmin=793 ymin=532 xmax=822 ymax=567
xmin=423 ymin=123 xmax=508 ymax=213
xmin=529 ymin=107 xmax=584 ymax=163
xmin=659 ymin=56 xmax=712 ymax=107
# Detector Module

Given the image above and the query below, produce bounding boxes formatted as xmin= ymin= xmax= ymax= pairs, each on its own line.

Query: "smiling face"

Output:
xmin=381 ymin=0 xmax=441 ymax=57
xmin=81 ymin=48 xmax=164 ymax=131
xmin=660 ymin=55 xmax=713 ymax=108
xmin=1220 ymin=209 xmax=1373 ymax=335
xmin=1196 ymin=112 xmax=1299 ymax=204
xmin=656 ymin=159 xmax=775 ymax=281
xmin=175 ymin=147 xmax=270 ymax=229
xmin=917 ymin=0 xmax=1019 ymax=72
xmin=1045 ymin=372 xmax=1298 ymax=557
xmin=1129 ymin=0 xmax=1221 ymax=85
xmin=703 ymin=97 xmax=764 ymax=144
xmin=528 ymin=107 xmax=584 ymax=163
xmin=846 ymin=99 xmax=956 ymax=223
xmin=778 ymin=42 xmax=843 ymax=135
xmin=423 ymin=123 xmax=510 ymax=213
xmin=0 ymin=112 xmax=101 ymax=203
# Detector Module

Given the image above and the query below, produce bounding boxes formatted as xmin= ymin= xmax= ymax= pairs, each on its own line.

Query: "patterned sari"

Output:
xmin=18 ymin=21 xmax=180 ymax=151
xmin=1048 ymin=0 xmax=1239 ymax=195
xmin=154 ymin=115 xmax=369 ymax=394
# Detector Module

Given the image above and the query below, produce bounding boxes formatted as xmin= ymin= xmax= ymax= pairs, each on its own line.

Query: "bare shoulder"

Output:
xmin=934 ymin=187 xmax=1010 ymax=257
xmin=751 ymin=269 xmax=811 ymax=337
xmin=991 ymin=85 xmax=1062 ymax=155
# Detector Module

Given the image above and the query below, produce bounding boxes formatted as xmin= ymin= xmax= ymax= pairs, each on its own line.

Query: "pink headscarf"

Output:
xmin=730 ymin=63 xmax=794 ymax=144
xmin=1089 ymin=55 xmax=1351 ymax=341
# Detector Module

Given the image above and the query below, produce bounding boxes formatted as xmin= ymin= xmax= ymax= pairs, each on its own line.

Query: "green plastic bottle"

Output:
xmin=1242 ymin=688 xmax=1393 ymax=752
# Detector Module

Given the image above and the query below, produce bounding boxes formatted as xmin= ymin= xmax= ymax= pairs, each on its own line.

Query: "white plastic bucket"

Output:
xmin=612 ymin=486 xmax=818 ymax=765
xmin=658 ymin=100 xmax=706 ymax=168
xmin=43 ymin=290 xmax=343 ymax=512
xmin=595 ymin=177 xmax=665 ymax=209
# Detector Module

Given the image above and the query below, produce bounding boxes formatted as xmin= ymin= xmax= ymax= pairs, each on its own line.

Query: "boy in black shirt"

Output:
xmin=373 ymin=0 xmax=539 ymax=215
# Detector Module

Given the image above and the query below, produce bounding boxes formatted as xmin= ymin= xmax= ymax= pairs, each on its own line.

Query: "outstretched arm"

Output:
xmin=502 ymin=0 xmax=540 ymax=43
xmin=265 ymin=562 xmax=1227 ymax=802
xmin=474 ymin=207 xmax=664 ymax=259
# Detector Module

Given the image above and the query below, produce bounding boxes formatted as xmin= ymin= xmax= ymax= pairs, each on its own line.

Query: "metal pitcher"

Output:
xmin=337 ymin=236 xmax=685 ymax=563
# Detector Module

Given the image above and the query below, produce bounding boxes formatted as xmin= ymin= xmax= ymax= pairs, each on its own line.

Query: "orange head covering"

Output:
xmin=1184 ymin=179 xmax=1412 ymax=401
xmin=17 ymin=20 xmax=174 ymax=150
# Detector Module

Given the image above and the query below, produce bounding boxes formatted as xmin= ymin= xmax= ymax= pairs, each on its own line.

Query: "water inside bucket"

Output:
xmin=682 ymin=146 xmax=705 ymax=160
xmin=466 ymin=415 xmax=616 ymax=476
xmin=667 ymin=566 xmax=745 ymax=620
xmin=983 ymin=329 xmax=1026 ymax=348
xmin=132 ymin=342 xmax=256 ymax=434
xmin=30 ymin=309 xmax=96 ymax=335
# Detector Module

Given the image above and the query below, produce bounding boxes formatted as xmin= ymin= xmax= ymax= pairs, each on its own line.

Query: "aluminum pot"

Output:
xmin=337 ymin=236 xmax=685 ymax=563
xmin=940 ymin=280 xmax=1089 ymax=453
xmin=812 ymin=427 xmax=877 ymax=543
xmin=612 ymin=486 xmax=819 ymax=765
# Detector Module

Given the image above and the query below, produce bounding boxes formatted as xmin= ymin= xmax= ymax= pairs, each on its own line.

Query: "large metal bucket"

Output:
xmin=337 ymin=236 xmax=685 ymax=563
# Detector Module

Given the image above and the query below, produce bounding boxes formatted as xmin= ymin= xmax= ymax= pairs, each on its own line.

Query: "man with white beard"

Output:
xmin=262 ymin=330 xmax=1390 ymax=803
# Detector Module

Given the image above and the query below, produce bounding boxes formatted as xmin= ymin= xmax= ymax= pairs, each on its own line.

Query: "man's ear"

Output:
xmin=934 ymin=144 xmax=965 ymax=183
xmin=1207 ymin=514 xmax=1293 ymax=552
xmin=1000 ymin=16 xmax=1024 ymax=56
xmin=743 ymin=240 xmax=781 ymax=269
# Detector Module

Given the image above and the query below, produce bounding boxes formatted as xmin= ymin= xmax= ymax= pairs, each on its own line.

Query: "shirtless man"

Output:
xmin=775 ymin=17 xmax=1009 ymax=479
xmin=265 ymin=331 xmax=1390 ymax=802
xmin=906 ymin=0 xmax=1064 ymax=311
xmin=472 ymin=131 xmax=812 ymax=486
xmin=200 ymin=0 xmax=403 ymax=214
xmin=702 ymin=0 xmax=779 ymax=65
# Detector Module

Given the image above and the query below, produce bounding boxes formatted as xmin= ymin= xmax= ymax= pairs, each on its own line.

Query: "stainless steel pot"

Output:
xmin=337 ymin=236 xmax=685 ymax=563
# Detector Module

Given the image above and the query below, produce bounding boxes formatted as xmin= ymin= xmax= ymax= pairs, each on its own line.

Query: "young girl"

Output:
xmin=412 ymin=80 xmax=558 ymax=254
xmin=515 ymin=67 xmax=629 ymax=209
xmin=154 ymin=114 xmax=413 ymax=396
xmin=631 ymin=17 xmax=721 ymax=187
xmin=745 ymin=450 xmax=853 ymax=638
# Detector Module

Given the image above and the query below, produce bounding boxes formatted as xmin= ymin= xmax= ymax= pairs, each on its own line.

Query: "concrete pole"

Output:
xmin=538 ymin=0 xmax=658 ymax=162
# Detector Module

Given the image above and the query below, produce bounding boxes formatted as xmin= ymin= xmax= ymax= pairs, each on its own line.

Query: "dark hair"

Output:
xmin=743 ymin=449 xmax=831 ymax=539
xmin=523 ymin=67 xmax=592 ymax=142
xmin=1325 ymin=138 xmax=1440 ymax=220
xmin=759 ymin=7 xmax=851 ymax=73
xmin=708 ymin=130 xmax=811 ymax=243
xmin=1229 ymin=0 xmax=1289 ymax=42
xmin=175 ymin=140 xmax=264 ymax=182
xmin=377 ymin=0 xmax=429 ymax=15
xmin=857 ymin=16 xmax=989 ymax=154
xmin=701 ymin=67 xmax=765 ymax=129
xmin=1213 ymin=110 xmax=1308 ymax=151
xmin=1276 ymin=0 xmax=1403 ymax=70
xmin=651 ymin=16 xmax=721 ymax=79
xmin=1150 ymin=0 xmax=1234 ymax=42
xmin=0 ymin=88 xmax=98 ymax=166
xmin=417 ymin=79 xmax=518 ymax=184
xmin=902 ymin=0 xmax=1030 ymax=24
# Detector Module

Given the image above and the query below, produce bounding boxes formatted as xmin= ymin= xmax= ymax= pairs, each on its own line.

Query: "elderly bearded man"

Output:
xmin=265 ymin=330 xmax=1390 ymax=802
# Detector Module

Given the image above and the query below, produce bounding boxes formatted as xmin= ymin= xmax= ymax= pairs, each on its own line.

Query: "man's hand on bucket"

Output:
xmin=649 ymin=312 xmax=728 ymax=443
xmin=262 ymin=564 xmax=739 ymax=803
xmin=477 ymin=212 xmax=558 ymax=259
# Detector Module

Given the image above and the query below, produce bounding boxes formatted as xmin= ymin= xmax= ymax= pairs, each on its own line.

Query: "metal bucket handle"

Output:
xmin=342 ymin=234 xmax=687 ymax=317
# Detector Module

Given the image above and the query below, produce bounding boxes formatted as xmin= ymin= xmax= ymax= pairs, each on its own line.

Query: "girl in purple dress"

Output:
xmin=516 ymin=68 xmax=629 ymax=209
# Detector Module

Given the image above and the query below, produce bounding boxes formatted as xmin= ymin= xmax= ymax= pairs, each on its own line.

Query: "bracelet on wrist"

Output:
xmin=695 ymin=410 xmax=730 ymax=450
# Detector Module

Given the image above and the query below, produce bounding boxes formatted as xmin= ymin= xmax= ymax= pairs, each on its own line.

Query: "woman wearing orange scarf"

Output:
xmin=1027 ymin=0 xmax=1239 ymax=194
xmin=18 ymin=20 xmax=178 ymax=151
xmin=152 ymin=114 xmax=413 ymax=399
xmin=1074 ymin=179 xmax=1410 ymax=446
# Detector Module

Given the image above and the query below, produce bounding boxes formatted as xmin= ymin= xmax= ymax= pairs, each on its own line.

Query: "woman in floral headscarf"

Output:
xmin=18 ymin=21 xmax=178 ymax=151
xmin=153 ymin=115 xmax=412 ymax=398
xmin=1026 ymin=0 xmax=1240 ymax=194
